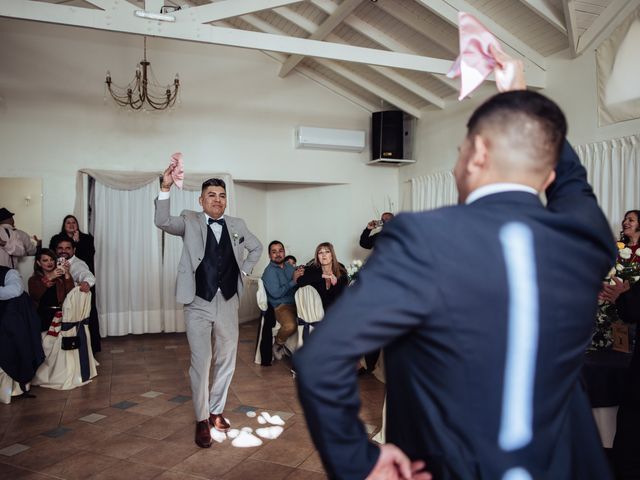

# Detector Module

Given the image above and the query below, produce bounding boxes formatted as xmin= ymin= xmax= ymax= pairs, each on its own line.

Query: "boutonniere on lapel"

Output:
xmin=232 ymin=232 xmax=239 ymax=246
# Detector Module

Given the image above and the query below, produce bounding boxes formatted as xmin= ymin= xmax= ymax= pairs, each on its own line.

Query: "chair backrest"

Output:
xmin=295 ymin=286 xmax=324 ymax=324
xmin=256 ymin=278 xmax=268 ymax=312
xmin=62 ymin=287 xmax=92 ymax=323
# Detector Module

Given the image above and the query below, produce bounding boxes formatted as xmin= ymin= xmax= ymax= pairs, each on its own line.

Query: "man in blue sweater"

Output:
xmin=262 ymin=240 xmax=303 ymax=360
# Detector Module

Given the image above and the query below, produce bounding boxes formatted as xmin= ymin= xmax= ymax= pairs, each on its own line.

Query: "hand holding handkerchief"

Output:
xmin=447 ymin=12 xmax=525 ymax=100
xmin=164 ymin=152 xmax=184 ymax=190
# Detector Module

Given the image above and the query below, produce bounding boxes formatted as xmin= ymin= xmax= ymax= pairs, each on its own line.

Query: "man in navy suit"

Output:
xmin=294 ymin=62 xmax=616 ymax=479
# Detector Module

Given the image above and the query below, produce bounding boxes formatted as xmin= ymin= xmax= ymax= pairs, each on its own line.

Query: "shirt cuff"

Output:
xmin=158 ymin=191 xmax=170 ymax=200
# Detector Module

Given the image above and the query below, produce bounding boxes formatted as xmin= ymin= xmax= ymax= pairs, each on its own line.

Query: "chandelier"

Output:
xmin=105 ymin=37 xmax=180 ymax=111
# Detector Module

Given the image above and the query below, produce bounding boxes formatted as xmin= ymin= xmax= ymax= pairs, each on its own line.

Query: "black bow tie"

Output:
xmin=208 ymin=218 xmax=225 ymax=226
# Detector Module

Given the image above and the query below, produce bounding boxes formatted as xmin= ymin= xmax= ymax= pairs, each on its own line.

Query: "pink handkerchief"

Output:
xmin=170 ymin=152 xmax=184 ymax=189
xmin=447 ymin=12 xmax=512 ymax=100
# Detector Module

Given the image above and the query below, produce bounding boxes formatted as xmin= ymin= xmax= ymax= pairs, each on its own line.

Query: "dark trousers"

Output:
xmin=364 ymin=349 xmax=380 ymax=372
xmin=256 ymin=305 xmax=275 ymax=366
xmin=88 ymin=286 xmax=101 ymax=353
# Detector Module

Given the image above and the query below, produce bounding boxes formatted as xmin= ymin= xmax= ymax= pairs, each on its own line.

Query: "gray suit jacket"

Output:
xmin=154 ymin=197 xmax=263 ymax=305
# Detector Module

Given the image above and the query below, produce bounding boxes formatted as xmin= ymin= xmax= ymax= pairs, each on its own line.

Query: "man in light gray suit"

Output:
xmin=155 ymin=170 xmax=263 ymax=448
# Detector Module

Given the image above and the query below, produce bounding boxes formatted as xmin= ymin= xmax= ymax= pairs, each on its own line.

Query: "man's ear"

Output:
xmin=467 ymin=134 xmax=489 ymax=174
xmin=198 ymin=195 xmax=204 ymax=207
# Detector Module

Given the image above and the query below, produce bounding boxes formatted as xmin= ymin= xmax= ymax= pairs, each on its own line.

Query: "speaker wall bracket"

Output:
xmin=367 ymin=158 xmax=416 ymax=166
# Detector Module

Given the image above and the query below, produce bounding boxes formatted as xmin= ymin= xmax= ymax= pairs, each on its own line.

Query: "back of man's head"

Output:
xmin=467 ymin=90 xmax=567 ymax=179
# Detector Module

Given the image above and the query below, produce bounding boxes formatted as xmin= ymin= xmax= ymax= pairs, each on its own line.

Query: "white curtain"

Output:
xmin=94 ymin=181 xmax=163 ymax=336
xmin=410 ymin=171 xmax=457 ymax=211
xmin=576 ymin=134 xmax=640 ymax=233
xmin=161 ymin=188 xmax=200 ymax=333
xmin=87 ymin=170 xmax=235 ymax=336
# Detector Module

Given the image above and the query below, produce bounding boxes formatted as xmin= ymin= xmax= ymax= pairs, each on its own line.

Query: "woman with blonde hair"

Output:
xmin=297 ymin=242 xmax=348 ymax=311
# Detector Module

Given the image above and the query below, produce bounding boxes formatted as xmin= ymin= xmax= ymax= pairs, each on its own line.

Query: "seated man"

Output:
xmin=0 ymin=266 xmax=44 ymax=402
xmin=262 ymin=240 xmax=303 ymax=360
xmin=0 ymin=208 xmax=41 ymax=269
xmin=358 ymin=212 xmax=394 ymax=250
xmin=55 ymin=239 xmax=95 ymax=293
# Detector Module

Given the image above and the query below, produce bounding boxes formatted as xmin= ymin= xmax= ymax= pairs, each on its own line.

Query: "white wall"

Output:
xmin=0 ymin=19 xmax=398 ymax=275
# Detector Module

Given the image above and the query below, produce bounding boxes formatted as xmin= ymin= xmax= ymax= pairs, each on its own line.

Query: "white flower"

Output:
xmin=354 ymin=259 xmax=363 ymax=267
xmin=616 ymin=263 xmax=624 ymax=271
xmin=619 ymin=247 xmax=632 ymax=259
xmin=634 ymin=276 xmax=640 ymax=282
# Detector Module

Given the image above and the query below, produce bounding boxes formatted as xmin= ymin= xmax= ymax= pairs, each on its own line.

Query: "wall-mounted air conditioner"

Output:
xmin=295 ymin=126 xmax=366 ymax=152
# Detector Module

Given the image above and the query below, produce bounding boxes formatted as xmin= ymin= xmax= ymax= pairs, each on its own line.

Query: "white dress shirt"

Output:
xmin=68 ymin=255 xmax=96 ymax=287
xmin=466 ymin=183 xmax=538 ymax=205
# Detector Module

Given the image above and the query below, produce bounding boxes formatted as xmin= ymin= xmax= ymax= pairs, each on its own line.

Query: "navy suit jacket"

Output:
xmin=294 ymin=142 xmax=616 ymax=480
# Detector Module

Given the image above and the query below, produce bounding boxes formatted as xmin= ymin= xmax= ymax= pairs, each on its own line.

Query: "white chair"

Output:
xmin=33 ymin=287 xmax=98 ymax=390
xmin=254 ymin=279 xmax=273 ymax=365
xmin=0 ymin=369 xmax=27 ymax=404
xmin=294 ymin=286 xmax=324 ymax=348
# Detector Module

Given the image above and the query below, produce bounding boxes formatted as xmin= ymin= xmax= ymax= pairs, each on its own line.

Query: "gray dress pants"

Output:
xmin=184 ymin=293 xmax=239 ymax=421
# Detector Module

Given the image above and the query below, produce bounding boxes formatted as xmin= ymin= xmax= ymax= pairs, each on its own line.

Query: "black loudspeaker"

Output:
xmin=372 ymin=110 xmax=404 ymax=160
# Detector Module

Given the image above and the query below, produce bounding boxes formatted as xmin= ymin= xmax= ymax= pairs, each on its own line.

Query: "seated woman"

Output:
xmin=28 ymin=248 xmax=74 ymax=332
xmin=297 ymin=242 xmax=348 ymax=311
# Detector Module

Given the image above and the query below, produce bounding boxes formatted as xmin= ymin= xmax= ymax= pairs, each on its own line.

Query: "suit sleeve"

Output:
xmin=545 ymin=141 xmax=616 ymax=261
xmin=293 ymin=214 xmax=438 ymax=480
xmin=154 ymin=197 xmax=186 ymax=236
xmin=359 ymin=228 xmax=376 ymax=249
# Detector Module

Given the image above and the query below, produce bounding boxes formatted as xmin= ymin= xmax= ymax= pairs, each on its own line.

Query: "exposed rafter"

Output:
xmin=0 ymin=0 xmax=452 ymax=75
xmin=562 ymin=0 xmax=579 ymax=57
xmin=278 ymin=0 xmax=362 ymax=78
xmin=575 ymin=0 xmax=634 ymax=55
xmin=314 ymin=58 xmax=423 ymax=118
xmin=518 ymin=0 xmax=567 ymax=35
xmin=272 ymin=5 xmax=447 ymax=107
xmin=373 ymin=0 xmax=458 ymax=56
xmin=240 ymin=14 xmax=425 ymax=115
xmin=306 ymin=0 xmax=458 ymax=92
xmin=172 ymin=0 xmax=303 ymax=23
xmin=413 ymin=0 xmax=546 ymax=87
xmin=368 ymin=66 xmax=445 ymax=109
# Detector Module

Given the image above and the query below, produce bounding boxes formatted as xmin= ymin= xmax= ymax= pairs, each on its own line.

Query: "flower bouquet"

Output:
xmin=346 ymin=259 xmax=364 ymax=284
xmin=591 ymin=242 xmax=640 ymax=350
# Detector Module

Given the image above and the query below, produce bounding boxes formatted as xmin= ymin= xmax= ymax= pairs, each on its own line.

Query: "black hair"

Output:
xmin=201 ymin=178 xmax=226 ymax=193
xmin=33 ymin=248 xmax=57 ymax=274
xmin=268 ymin=240 xmax=284 ymax=252
xmin=55 ymin=238 xmax=75 ymax=251
xmin=284 ymin=255 xmax=297 ymax=264
xmin=467 ymin=90 xmax=567 ymax=163
xmin=59 ymin=214 xmax=82 ymax=235
xmin=620 ymin=210 xmax=640 ymax=244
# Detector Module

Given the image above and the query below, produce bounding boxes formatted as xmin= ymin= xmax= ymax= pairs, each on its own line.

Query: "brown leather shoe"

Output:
xmin=209 ymin=413 xmax=230 ymax=432
xmin=195 ymin=420 xmax=212 ymax=448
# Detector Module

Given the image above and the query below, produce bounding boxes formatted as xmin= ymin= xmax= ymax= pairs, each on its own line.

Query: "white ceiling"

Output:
xmin=2 ymin=0 xmax=636 ymax=117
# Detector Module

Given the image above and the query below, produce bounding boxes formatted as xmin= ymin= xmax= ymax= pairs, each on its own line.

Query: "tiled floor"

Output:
xmin=0 ymin=320 xmax=385 ymax=479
